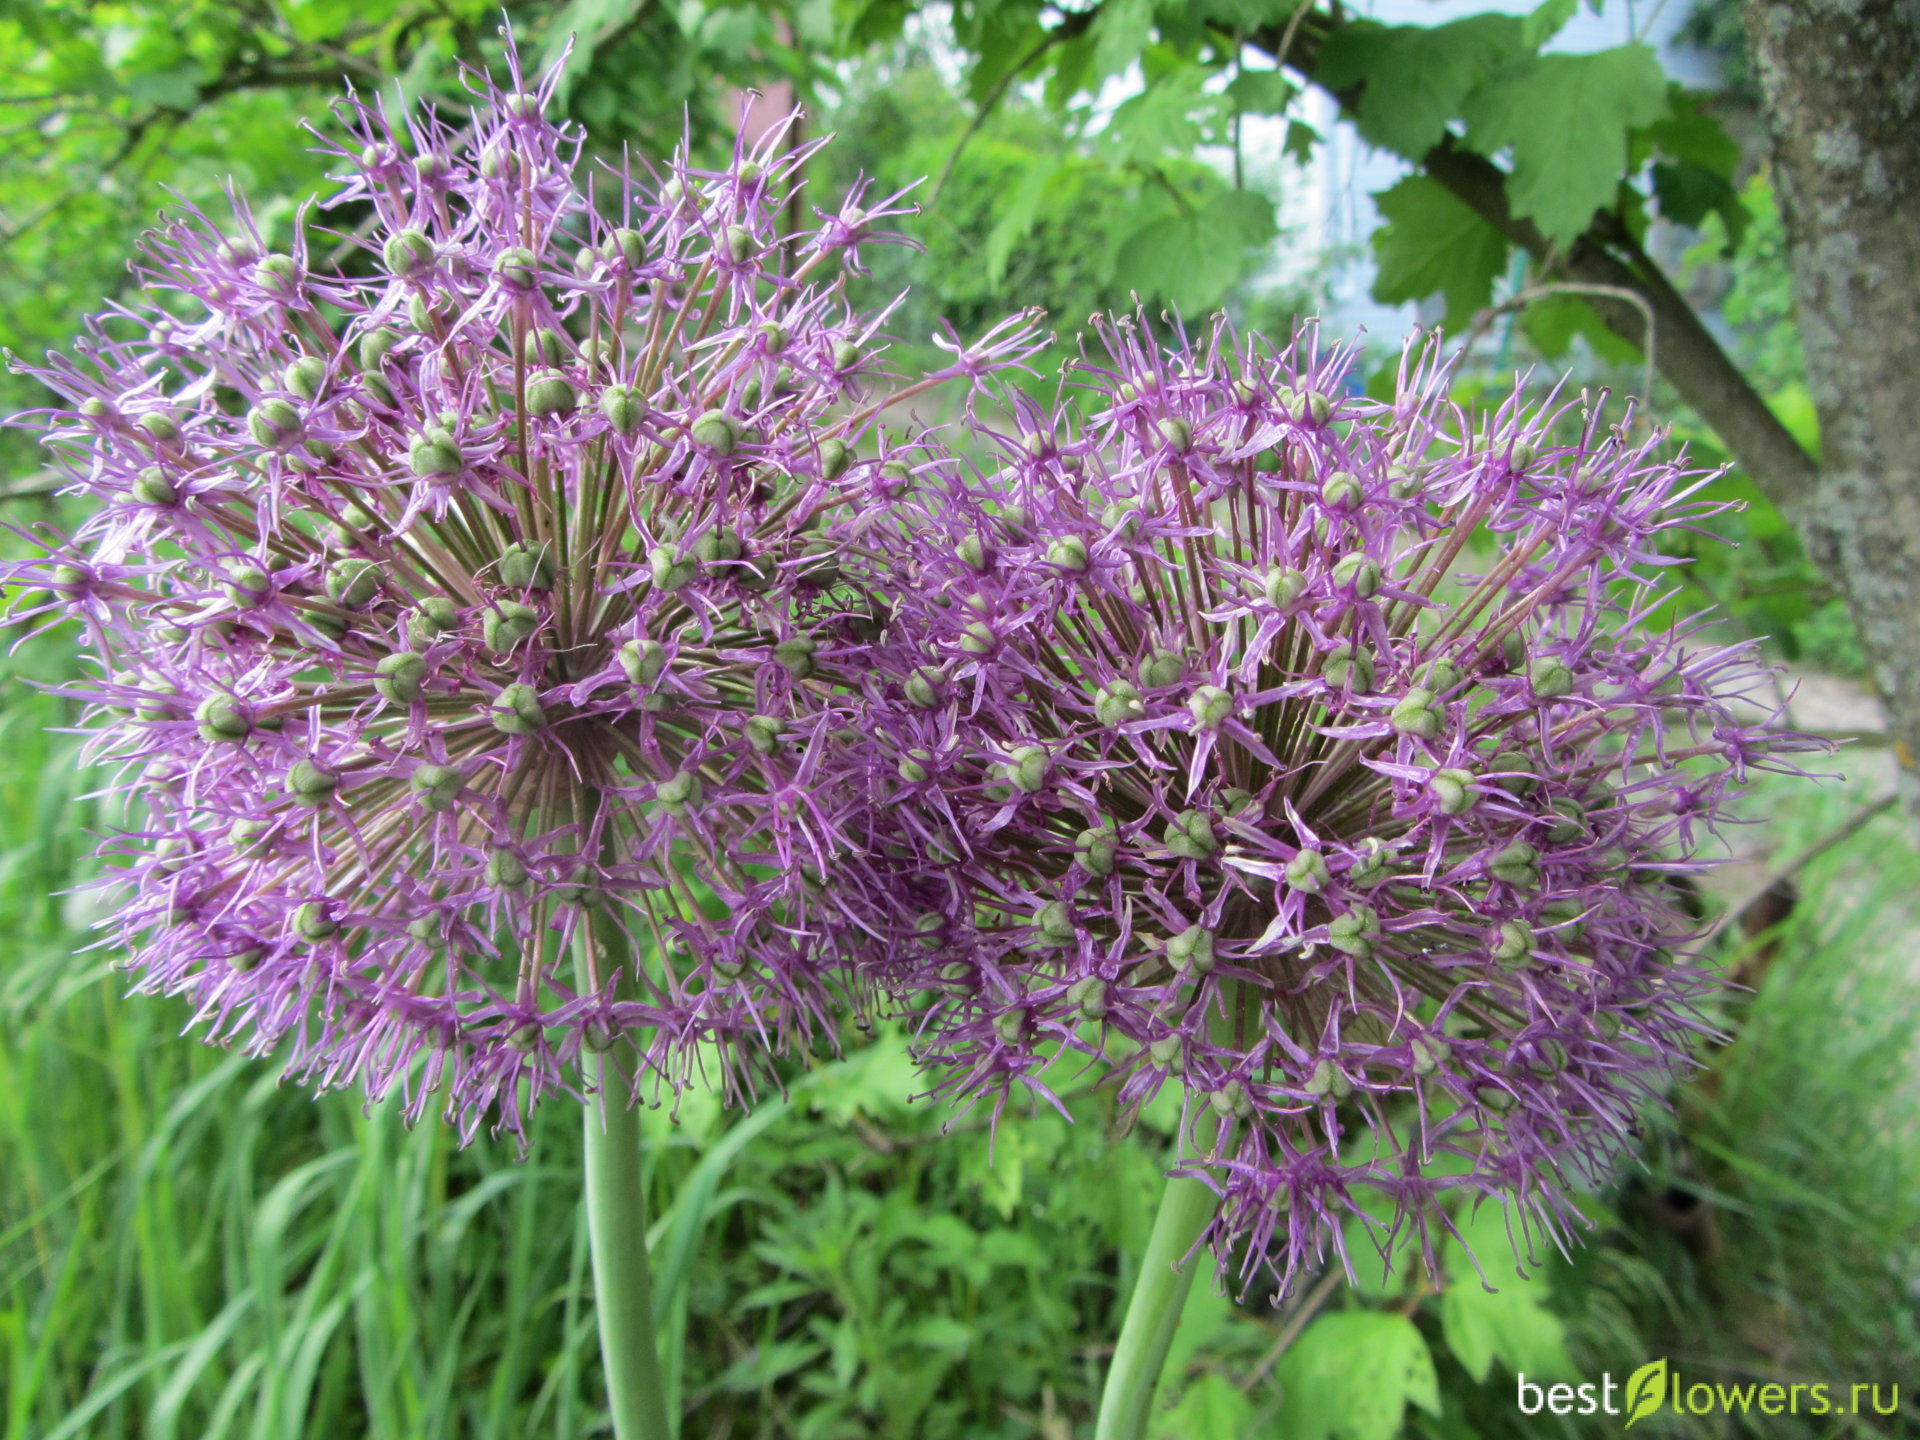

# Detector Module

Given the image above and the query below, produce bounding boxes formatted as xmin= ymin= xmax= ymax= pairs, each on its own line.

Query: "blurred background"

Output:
xmin=3 ymin=1 xmax=1916 ymax=1436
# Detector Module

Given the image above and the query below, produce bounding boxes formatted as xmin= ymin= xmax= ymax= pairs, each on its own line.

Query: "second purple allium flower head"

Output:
xmin=833 ymin=312 xmax=1819 ymax=1290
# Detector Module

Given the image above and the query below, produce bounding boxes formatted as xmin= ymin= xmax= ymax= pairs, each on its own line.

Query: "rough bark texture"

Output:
xmin=1744 ymin=0 xmax=1920 ymax=822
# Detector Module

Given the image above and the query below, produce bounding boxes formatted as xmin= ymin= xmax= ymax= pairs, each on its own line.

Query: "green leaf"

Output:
xmin=1645 ymin=88 xmax=1741 ymax=177
xmin=1226 ymin=67 xmax=1295 ymax=116
xmin=1326 ymin=15 xmax=1524 ymax=160
xmin=1622 ymin=1358 xmax=1669 ymax=1429
xmin=1114 ymin=189 xmax=1275 ymax=313
xmin=1283 ymin=120 xmax=1320 ymax=163
xmin=1369 ymin=175 xmax=1509 ymax=328
xmin=1460 ymin=46 xmax=1669 ymax=243
xmin=1092 ymin=0 xmax=1154 ymax=82
xmin=1520 ymin=0 xmax=1579 ymax=50
xmin=984 ymin=154 xmax=1063 ymax=292
xmin=1438 ymin=1205 xmax=1574 ymax=1384
xmin=1520 ymin=293 xmax=1642 ymax=364
xmin=1278 ymin=1310 xmax=1440 ymax=1440
xmin=1153 ymin=1373 xmax=1254 ymax=1440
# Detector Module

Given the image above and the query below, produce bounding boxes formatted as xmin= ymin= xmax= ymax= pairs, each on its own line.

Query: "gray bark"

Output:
xmin=1744 ymin=0 xmax=1920 ymax=823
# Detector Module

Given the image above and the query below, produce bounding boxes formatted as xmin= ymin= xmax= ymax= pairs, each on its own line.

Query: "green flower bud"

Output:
xmin=690 ymin=410 xmax=738 ymax=454
xmin=1138 ymin=649 xmax=1184 ymax=690
xmin=1500 ymin=630 xmax=1528 ymax=671
xmin=79 ymin=397 xmax=114 ymax=423
xmin=294 ymin=901 xmax=339 ymax=941
xmin=1033 ymin=900 xmax=1076 ymax=946
xmin=958 ymin=621 xmax=996 ymax=655
xmin=1421 ymin=657 xmax=1463 ymax=693
xmin=1545 ymin=798 xmax=1587 ymax=844
xmin=1386 ymin=465 xmax=1423 ymax=500
xmin=1320 ymin=470 xmax=1363 ymax=509
xmin=359 ymin=328 xmax=402 ymax=370
xmin=485 ymin=849 xmax=529 ymax=890
xmin=483 ymin=601 xmax=540 ymax=653
xmin=1075 ymin=825 xmax=1118 ymax=877
xmin=1187 ymin=684 xmax=1234 ymax=730
xmin=407 ymin=292 xmax=441 ymax=332
xmin=648 ymin=545 xmax=698 ymax=592
xmin=224 ymin=564 xmax=272 ymax=609
xmin=407 ymin=914 xmax=442 ymax=947
xmin=1286 ymin=848 xmax=1330 ymax=893
xmin=905 ymin=667 xmax=943 ymax=708
xmin=722 ymin=224 xmax=753 ymax=263
xmin=1300 ymin=391 xmax=1333 ymax=425
xmin=1003 ymin=745 xmax=1049 ymax=793
xmin=410 ymin=762 xmax=464 ymax=813
xmin=282 ymin=355 xmax=328 ymax=401
xmin=325 ymin=558 xmax=381 ymax=609
xmin=1100 ymin=498 xmax=1144 ymax=539
xmin=610 ymin=227 xmax=646 ymax=268
xmin=953 ymin=534 xmax=992 ymax=572
xmin=818 ymin=438 xmax=851 ymax=480
xmin=413 ymin=151 xmax=446 ymax=182
xmin=408 ymin=428 xmax=462 ymax=477
xmin=1166 ymin=924 xmax=1215 ymax=975
xmin=1331 ymin=551 xmax=1383 ymax=597
xmin=130 ymin=467 xmax=177 ymax=505
xmin=1156 ymin=416 xmax=1192 ymax=451
xmin=897 ymin=747 xmax=933 ymax=783
xmin=1326 ymin=905 xmax=1380 ymax=958
xmin=994 ymin=1010 xmax=1028 ymax=1044
xmin=492 ymin=246 xmax=539 ymax=290
xmin=1046 ymin=535 xmax=1090 ymax=572
xmin=1507 ymin=441 xmax=1536 ymax=473
xmin=520 ymin=328 xmax=567 ymax=366
xmin=1322 ymin=643 xmax=1375 ymax=693
xmin=384 ymin=228 xmax=436 ymax=278
xmin=135 ymin=411 xmax=180 ymax=445
xmin=656 ymin=770 xmax=703 ymax=815
xmin=1529 ymin=655 xmax=1575 ymax=699
xmin=1257 ymin=566 xmax=1308 ymax=608
xmin=526 ymin=369 xmax=578 ymax=416
xmin=284 ymin=758 xmax=339 ymax=808
xmin=999 ymin=503 xmax=1032 ymax=536
xmin=1348 ymin=838 xmax=1391 ymax=887
xmin=228 ymin=947 xmax=265 ymax=973
xmin=1066 ymin=975 xmax=1109 ymax=1021
xmin=1092 ymin=679 xmax=1145 ymax=727
xmin=408 ymin=597 xmax=460 ymax=646
xmin=1492 ymin=919 xmax=1535 ymax=969
xmin=374 ymin=651 xmax=428 ymax=704
xmin=1488 ymin=840 xmax=1541 ymax=889
xmin=1165 ymin=809 xmax=1217 ymax=860
xmin=831 ymin=339 xmax=861 ymax=372
xmin=490 ymin=682 xmax=546 ymax=735
xmin=228 ymin=818 xmax=274 ymax=859
xmin=1306 ymin=1058 xmax=1351 ymax=1099
xmin=1410 ymin=1034 xmax=1451 ymax=1076
xmin=599 ymin=384 xmax=645 ymax=435
xmin=248 ymin=398 xmax=303 ymax=449
xmin=1387 ymin=686 xmax=1439 ymax=739
xmin=619 ymin=638 xmax=669 ymax=685
xmin=1148 ymin=1034 xmax=1186 ymax=1074
xmin=498 ymin=541 xmax=556 ymax=590
xmin=1489 ymin=751 xmax=1539 ymax=796
xmin=773 ymin=635 xmax=818 ymax=679
xmin=192 ymin=698 xmax=251 ymax=744
xmin=1476 ymin=1085 xmax=1516 ymax=1112
xmin=691 ymin=527 xmax=742 ymax=564
xmin=1430 ymin=767 xmax=1477 ymax=815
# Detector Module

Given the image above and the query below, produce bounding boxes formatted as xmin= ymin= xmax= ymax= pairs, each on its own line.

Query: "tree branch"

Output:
xmin=1232 ymin=8 xmax=1822 ymax=517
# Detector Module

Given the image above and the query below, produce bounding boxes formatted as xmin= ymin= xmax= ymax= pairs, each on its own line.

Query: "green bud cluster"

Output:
xmin=1164 ymin=809 xmax=1217 ymax=861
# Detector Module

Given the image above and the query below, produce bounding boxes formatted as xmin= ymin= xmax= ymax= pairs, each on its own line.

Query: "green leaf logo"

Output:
xmin=1622 ymin=1358 xmax=1669 ymax=1430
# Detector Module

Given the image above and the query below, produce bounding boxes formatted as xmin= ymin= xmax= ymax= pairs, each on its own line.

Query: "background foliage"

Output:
xmin=3 ymin=0 xmax=1916 ymax=1435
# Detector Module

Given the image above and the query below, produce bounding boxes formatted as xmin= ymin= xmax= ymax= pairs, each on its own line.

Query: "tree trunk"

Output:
xmin=1743 ymin=0 xmax=1920 ymax=825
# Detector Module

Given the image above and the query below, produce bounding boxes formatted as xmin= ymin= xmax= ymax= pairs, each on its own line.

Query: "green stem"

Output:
xmin=1094 ymin=1161 xmax=1225 ymax=1440
xmin=576 ymin=922 xmax=672 ymax=1440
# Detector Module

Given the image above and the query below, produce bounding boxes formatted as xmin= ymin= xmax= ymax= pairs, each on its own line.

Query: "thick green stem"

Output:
xmin=1094 ymin=1164 xmax=1224 ymax=1440
xmin=574 ymin=903 xmax=671 ymax=1440
xmin=582 ymin=1047 xmax=672 ymax=1440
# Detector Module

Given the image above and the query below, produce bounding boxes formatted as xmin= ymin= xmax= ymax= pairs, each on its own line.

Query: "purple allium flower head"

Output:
xmin=833 ymin=311 xmax=1824 ymax=1292
xmin=3 ymin=55 xmax=1042 ymax=1140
